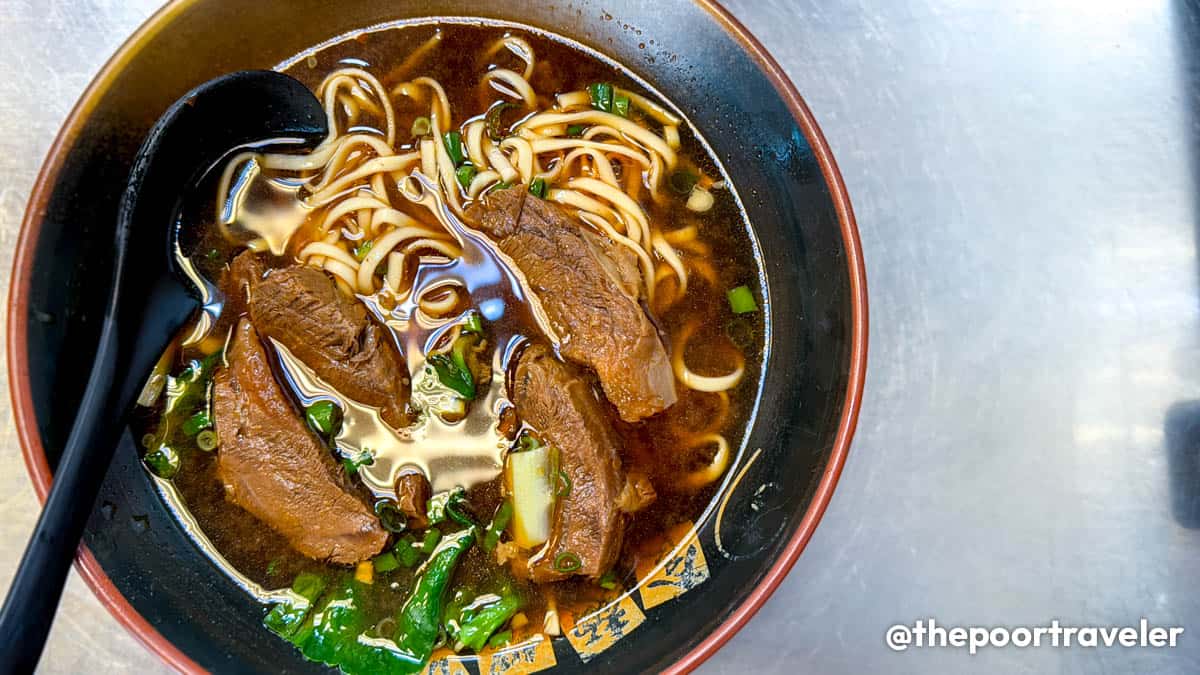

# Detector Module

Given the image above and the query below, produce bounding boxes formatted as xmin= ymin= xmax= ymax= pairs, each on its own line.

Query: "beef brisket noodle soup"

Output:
xmin=134 ymin=21 xmax=763 ymax=673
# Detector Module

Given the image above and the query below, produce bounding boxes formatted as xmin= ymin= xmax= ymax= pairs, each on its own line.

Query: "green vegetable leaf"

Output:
xmin=457 ymin=594 xmax=521 ymax=651
xmin=393 ymin=530 xmax=475 ymax=666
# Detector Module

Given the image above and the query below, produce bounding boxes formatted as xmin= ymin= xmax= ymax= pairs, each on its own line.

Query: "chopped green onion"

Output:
xmin=353 ymin=240 xmax=373 ymax=261
xmin=205 ymin=248 xmax=221 ymax=262
xmin=304 ymin=400 xmax=341 ymax=437
xmin=554 ymin=469 xmax=572 ymax=498
xmin=598 ymin=571 xmax=618 ymax=590
xmin=613 ymin=93 xmax=631 ymax=118
xmin=263 ymin=571 xmax=326 ymax=638
xmin=528 ymin=177 xmax=548 ymax=199
xmin=443 ymin=131 xmax=466 ymax=165
xmin=394 ymin=535 xmax=422 ymax=567
xmin=566 ymin=124 xmax=587 ymax=137
xmin=463 ymin=312 xmax=483 ymax=334
xmin=488 ymin=181 xmax=513 ymax=193
xmin=727 ymin=285 xmax=758 ymax=314
xmin=485 ymin=102 xmax=520 ymax=141
xmin=196 ymin=429 xmax=219 ymax=452
xmin=411 ymin=116 xmax=431 ymax=137
xmin=482 ymin=501 xmax=513 ymax=551
xmin=456 ymin=164 xmax=477 ymax=190
xmin=374 ymin=500 xmax=408 ymax=533
xmin=587 ymin=82 xmax=614 ymax=113
xmin=553 ymin=551 xmax=582 ymax=574
xmin=516 ymin=432 xmax=543 ymax=453
xmin=342 ymin=448 xmax=375 ymax=475
xmin=421 ymin=528 xmax=442 ymax=554
xmin=427 ymin=331 xmax=484 ymax=399
xmin=668 ymin=170 xmax=699 ymax=195
xmin=144 ymin=445 xmax=179 ymax=479
xmin=373 ymin=551 xmax=400 ymax=573
xmin=487 ymin=630 xmax=513 ymax=648
xmin=266 ymin=558 xmax=280 ymax=576
xmin=181 ymin=411 xmax=211 ymax=436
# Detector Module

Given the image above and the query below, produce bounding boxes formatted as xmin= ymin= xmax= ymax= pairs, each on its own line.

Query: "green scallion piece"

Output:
xmin=144 ymin=445 xmax=180 ymax=479
xmin=566 ymin=124 xmax=587 ymax=137
xmin=528 ymin=177 xmax=548 ymax=199
xmin=598 ymin=571 xmax=618 ymax=590
xmin=374 ymin=500 xmax=408 ymax=533
xmin=588 ymin=82 xmax=614 ymax=113
xmin=180 ymin=411 xmax=211 ymax=436
xmin=353 ymin=240 xmax=373 ymax=261
xmin=456 ymin=164 xmax=477 ymax=190
xmin=668 ymin=170 xmax=699 ymax=195
xmin=373 ymin=551 xmax=400 ymax=573
xmin=516 ymin=432 xmax=543 ymax=453
xmin=342 ymin=448 xmax=375 ymax=476
xmin=304 ymin=400 xmax=341 ymax=437
xmin=411 ymin=116 xmax=431 ymax=137
xmin=482 ymin=501 xmax=513 ymax=551
xmin=443 ymin=131 xmax=466 ymax=165
xmin=553 ymin=551 xmax=582 ymax=574
xmin=196 ymin=429 xmax=219 ymax=452
xmin=613 ymin=93 xmax=631 ymax=118
xmin=485 ymin=102 xmax=520 ymax=141
xmin=555 ymin=469 xmax=572 ymax=498
xmin=463 ymin=312 xmax=483 ymax=334
xmin=727 ymin=285 xmax=758 ymax=314
xmin=394 ymin=535 xmax=422 ymax=567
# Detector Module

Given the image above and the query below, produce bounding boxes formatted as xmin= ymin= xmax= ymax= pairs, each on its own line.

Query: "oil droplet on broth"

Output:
xmin=220 ymin=156 xmax=311 ymax=255
xmin=272 ymin=341 xmax=507 ymax=496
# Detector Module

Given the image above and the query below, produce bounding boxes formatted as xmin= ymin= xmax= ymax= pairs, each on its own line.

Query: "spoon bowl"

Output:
xmin=0 ymin=70 xmax=328 ymax=671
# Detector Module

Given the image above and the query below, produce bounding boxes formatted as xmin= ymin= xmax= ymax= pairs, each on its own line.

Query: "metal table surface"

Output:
xmin=1 ymin=0 xmax=1197 ymax=672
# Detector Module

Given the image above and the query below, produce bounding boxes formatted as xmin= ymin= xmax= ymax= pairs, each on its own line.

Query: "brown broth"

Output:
xmin=138 ymin=20 xmax=764 ymax=655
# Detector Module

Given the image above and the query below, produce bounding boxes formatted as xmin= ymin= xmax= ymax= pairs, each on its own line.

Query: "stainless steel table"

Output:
xmin=2 ymin=1 xmax=1197 ymax=672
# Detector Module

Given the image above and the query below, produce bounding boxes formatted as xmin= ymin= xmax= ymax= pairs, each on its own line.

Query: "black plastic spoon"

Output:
xmin=0 ymin=70 xmax=327 ymax=671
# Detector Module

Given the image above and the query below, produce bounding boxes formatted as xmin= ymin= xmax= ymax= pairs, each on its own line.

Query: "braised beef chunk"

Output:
xmin=245 ymin=257 xmax=412 ymax=428
xmin=395 ymin=471 xmax=431 ymax=529
xmin=213 ymin=319 xmax=387 ymax=564
xmin=513 ymin=343 xmax=630 ymax=581
xmin=468 ymin=189 xmax=677 ymax=422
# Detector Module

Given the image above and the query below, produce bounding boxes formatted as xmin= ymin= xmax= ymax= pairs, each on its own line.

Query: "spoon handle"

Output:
xmin=0 ymin=280 xmax=194 ymax=671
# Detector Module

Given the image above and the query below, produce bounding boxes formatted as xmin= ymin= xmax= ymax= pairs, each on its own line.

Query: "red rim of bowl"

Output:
xmin=6 ymin=1 xmax=867 ymax=673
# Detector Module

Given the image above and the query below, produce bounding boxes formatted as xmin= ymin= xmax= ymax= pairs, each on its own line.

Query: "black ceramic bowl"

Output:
xmin=9 ymin=1 xmax=865 ymax=672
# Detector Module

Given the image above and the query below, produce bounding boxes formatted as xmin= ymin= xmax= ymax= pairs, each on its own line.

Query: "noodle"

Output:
xmin=216 ymin=34 xmax=741 ymax=396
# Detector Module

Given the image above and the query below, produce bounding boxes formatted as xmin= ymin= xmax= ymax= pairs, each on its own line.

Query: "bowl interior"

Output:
xmin=12 ymin=1 xmax=862 ymax=672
